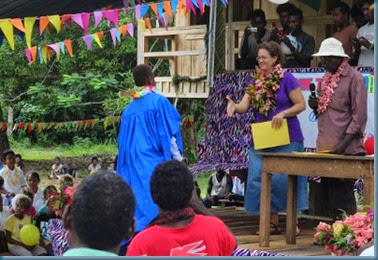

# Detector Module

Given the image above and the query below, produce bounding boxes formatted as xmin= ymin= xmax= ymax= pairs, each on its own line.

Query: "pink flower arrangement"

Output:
xmin=247 ymin=64 xmax=285 ymax=117
xmin=317 ymin=58 xmax=349 ymax=114
xmin=314 ymin=210 xmax=374 ymax=256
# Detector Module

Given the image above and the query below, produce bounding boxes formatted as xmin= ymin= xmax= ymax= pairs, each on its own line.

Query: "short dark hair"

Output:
xmin=43 ymin=185 xmax=57 ymax=199
xmin=54 ymin=156 xmax=61 ymax=161
xmin=276 ymin=2 xmax=297 ymax=15
xmin=91 ymin=156 xmax=98 ymax=163
xmin=15 ymin=154 xmax=22 ymax=160
xmin=251 ymin=9 xmax=266 ymax=22
xmin=133 ymin=64 xmax=154 ymax=86
xmin=258 ymin=41 xmax=285 ymax=65
xmin=333 ymin=2 xmax=351 ymax=17
xmin=289 ymin=7 xmax=304 ymax=21
xmin=3 ymin=149 xmax=15 ymax=160
xmin=71 ymin=171 xmax=135 ymax=250
xmin=150 ymin=160 xmax=194 ymax=211
xmin=26 ymin=171 xmax=40 ymax=182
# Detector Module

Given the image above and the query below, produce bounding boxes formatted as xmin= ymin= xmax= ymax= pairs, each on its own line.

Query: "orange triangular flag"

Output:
xmin=150 ymin=3 xmax=159 ymax=16
xmin=46 ymin=47 xmax=52 ymax=61
xmin=61 ymin=14 xmax=72 ymax=24
xmin=97 ymin=31 xmax=104 ymax=40
xmin=39 ymin=16 xmax=49 ymax=35
xmin=119 ymin=25 xmax=127 ymax=37
xmin=163 ymin=1 xmax=173 ymax=17
xmin=30 ymin=46 xmax=37 ymax=64
xmin=144 ymin=18 xmax=153 ymax=33
xmin=64 ymin=40 xmax=73 ymax=57
xmin=10 ymin=18 xmax=25 ymax=32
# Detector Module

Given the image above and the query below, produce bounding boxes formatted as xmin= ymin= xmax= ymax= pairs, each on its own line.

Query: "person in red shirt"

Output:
xmin=126 ymin=160 xmax=237 ymax=256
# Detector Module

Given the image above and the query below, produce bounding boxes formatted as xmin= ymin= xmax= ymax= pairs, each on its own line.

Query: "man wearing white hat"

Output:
xmin=308 ymin=37 xmax=367 ymax=219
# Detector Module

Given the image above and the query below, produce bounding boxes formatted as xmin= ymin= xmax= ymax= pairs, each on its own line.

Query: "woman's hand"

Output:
xmin=271 ymin=111 xmax=285 ymax=129
xmin=226 ymin=96 xmax=236 ymax=117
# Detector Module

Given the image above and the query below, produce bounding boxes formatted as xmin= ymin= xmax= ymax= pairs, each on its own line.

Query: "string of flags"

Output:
xmin=0 ymin=115 xmax=121 ymax=134
xmin=0 ymin=0 xmax=228 ymax=53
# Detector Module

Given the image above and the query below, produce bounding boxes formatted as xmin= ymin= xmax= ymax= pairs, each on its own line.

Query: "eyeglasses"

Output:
xmin=256 ymin=56 xmax=268 ymax=62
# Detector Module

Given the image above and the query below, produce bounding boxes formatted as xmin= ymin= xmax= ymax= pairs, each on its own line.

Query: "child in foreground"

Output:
xmin=4 ymin=194 xmax=47 ymax=256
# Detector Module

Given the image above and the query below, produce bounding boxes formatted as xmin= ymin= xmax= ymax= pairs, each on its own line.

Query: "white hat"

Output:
xmin=312 ymin=37 xmax=350 ymax=58
xmin=268 ymin=0 xmax=289 ymax=4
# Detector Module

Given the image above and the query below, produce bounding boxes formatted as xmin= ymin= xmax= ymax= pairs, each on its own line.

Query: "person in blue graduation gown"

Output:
xmin=116 ymin=64 xmax=184 ymax=232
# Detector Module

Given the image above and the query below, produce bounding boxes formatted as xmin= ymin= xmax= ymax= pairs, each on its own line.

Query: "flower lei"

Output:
xmin=132 ymin=85 xmax=157 ymax=99
xmin=247 ymin=64 xmax=285 ymax=117
xmin=2 ymin=165 xmax=21 ymax=187
xmin=317 ymin=58 xmax=349 ymax=114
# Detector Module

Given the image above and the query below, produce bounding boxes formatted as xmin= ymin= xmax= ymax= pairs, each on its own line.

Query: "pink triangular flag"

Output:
xmin=110 ymin=28 xmax=117 ymax=46
xmin=94 ymin=11 xmax=103 ymax=28
xmin=81 ymin=13 xmax=91 ymax=34
xmin=24 ymin=48 xmax=32 ymax=63
xmin=103 ymin=9 xmax=120 ymax=28
xmin=127 ymin=23 xmax=134 ymax=37
xmin=135 ymin=5 xmax=141 ymax=20
xmin=71 ymin=13 xmax=84 ymax=30
xmin=48 ymin=43 xmax=60 ymax=58
xmin=186 ymin=0 xmax=196 ymax=14
xmin=82 ymin=35 xmax=93 ymax=50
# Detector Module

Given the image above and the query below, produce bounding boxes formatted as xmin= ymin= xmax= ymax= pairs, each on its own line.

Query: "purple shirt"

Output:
xmin=251 ymin=71 xmax=304 ymax=145
xmin=317 ymin=64 xmax=367 ymax=155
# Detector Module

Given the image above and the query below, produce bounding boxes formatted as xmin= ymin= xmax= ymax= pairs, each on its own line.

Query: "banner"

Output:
xmin=292 ymin=69 xmax=374 ymax=149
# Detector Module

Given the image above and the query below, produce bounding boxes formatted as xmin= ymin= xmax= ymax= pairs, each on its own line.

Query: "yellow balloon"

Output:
xmin=20 ymin=224 xmax=40 ymax=246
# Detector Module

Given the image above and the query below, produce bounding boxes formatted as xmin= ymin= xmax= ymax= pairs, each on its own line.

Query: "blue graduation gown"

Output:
xmin=116 ymin=93 xmax=183 ymax=232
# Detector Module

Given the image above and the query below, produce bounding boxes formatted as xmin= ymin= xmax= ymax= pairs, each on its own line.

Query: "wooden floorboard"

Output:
xmin=211 ymin=207 xmax=330 ymax=256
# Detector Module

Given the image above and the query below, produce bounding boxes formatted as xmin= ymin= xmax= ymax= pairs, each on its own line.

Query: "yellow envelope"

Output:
xmin=251 ymin=119 xmax=290 ymax=150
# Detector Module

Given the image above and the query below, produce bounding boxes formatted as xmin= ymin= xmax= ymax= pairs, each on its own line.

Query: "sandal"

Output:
xmin=255 ymin=222 xmax=281 ymax=235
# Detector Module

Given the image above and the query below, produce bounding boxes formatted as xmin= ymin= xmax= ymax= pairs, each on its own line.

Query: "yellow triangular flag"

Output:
xmin=47 ymin=15 xmax=61 ymax=32
xmin=138 ymin=20 xmax=146 ymax=32
xmin=92 ymin=33 xmax=103 ymax=48
xmin=24 ymin=17 xmax=36 ymax=49
xmin=0 ymin=19 xmax=14 ymax=50
xmin=41 ymin=45 xmax=48 ymax=64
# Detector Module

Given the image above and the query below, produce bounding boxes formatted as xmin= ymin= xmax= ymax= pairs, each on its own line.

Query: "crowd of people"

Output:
xmin=239 ymin=0 xmax=374 ymax=69
xmin=0 ymin=0 xmax=374 ymax=257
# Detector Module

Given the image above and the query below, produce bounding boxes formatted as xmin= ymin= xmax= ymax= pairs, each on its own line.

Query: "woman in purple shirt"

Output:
xmin=226 ymin=41 xmax=308 ymax=235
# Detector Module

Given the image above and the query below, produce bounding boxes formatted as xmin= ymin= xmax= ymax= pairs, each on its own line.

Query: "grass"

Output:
xmin=10 ymin=141 xmax=118 ymax=161
xmin=197 ymin=172 xmax=212 ymax=199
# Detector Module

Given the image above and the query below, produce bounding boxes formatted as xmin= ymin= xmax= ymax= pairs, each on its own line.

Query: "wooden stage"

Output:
xmin=212 ymin=207 xmax=330 ymax=256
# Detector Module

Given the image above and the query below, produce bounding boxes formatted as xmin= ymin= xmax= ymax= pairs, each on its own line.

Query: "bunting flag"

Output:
xmin=163 ymin=1 xmax=173 ymax=21
xmin=82 ymin=35 xmax=93 ymax=50
xmin=140 ymin=4 xmax=150 ymax=18
xmin=24 ymin=17 xmax=36 ymax=49
xmin=48 ymin=15 xmax=61 ymax=32
xmin=92 ymin=33 xmax=103 ymax=48
xmin=144 ymin=18 xmax=153 ymax=33
xmin=0 ymin=19 xmax=14 ymax=50
xmin=103 ymin=9 xmax=120 ymax=28
xmin=171 ymin=0 xmax=178 ymax=13
xmin=138 ymin=20 xmax=146 ymax=32
xmin=81 ymin=13 xmax=91 ymax=34
xmin=61 ymin=14 xmax=72 ymax=27
xmin=94 ymin=11 xmax=103 ymax=28
xmin=24 ymin=48 xmax=32 ymax=63
xmin=30 ymin=46 xmax=37 ymax=63
xmin=41 ymin=45 xmax=48 ymax=63
xmin=39 ymin=16 xmax=49 ymax=35
xmin=150 ymin=3 xmax=159 ymax=17
xmin=203 ymin=0 xmax=210 ymax=6
xmin=59 ymin=41 xmax=65 ymax=54
xmin=110 ymin=28 xmax=121 ymax=46
xmin=1 ymin=116 xmax=121 ymax=133
xmin=71 ymin=13 xmax=84 ymax=30
xmin=119 ymin=24 xmax=127 ymax=37
xmin=48 ymin=43 xmax=60 ymax=59
xmin=197 ymin=0 xmax=204 ymax=15
xmin=38 ymin=46 xmax=43 ymax=64
xmin=64 ymin=39 xmax=74 ymax=57
xmin=186 ymin=0 xmax=196 ymax=14
xmin=135 ymin=5 xmax=141 ymax=20
xmin=10 ymin=18 xmax=25 ymax=32
xmin=122 ymin=0 xmax=129 ymax=9
xmin=127 ymin=23 xmax=134 ymax=37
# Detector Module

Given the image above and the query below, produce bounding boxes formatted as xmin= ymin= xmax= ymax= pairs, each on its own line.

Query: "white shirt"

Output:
xmin=0 ymin=166 xmax=26 ymax=194
xmin=88 ymin=164 xmax=102 ymax=174
xmin=33 ymin=187 xmax=45 ymax=212
xmin=357 ymin=23 xmax=374 ymax=67
xmin=52 ymin=163 xmax=63 ymax=174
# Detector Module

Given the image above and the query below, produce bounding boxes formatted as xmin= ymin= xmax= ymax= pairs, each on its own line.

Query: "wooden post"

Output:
xmin=0 ymin=103 xmax=10 ymax=155
xmin=259 ymin=170 xmax=271 ymax=247
xmin=286 ymin=175 xmax=297 ymax=244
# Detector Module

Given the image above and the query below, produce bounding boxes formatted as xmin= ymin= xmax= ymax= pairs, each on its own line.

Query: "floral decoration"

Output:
xmin=247 ymin=64 xmax=285 ymax=117
xmin=314 ymin=209 xmax=374 ymax=256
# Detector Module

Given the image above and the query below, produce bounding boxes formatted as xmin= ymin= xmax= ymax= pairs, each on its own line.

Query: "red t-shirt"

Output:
xmin=127 ymin=214 xmax=236 ymax=256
